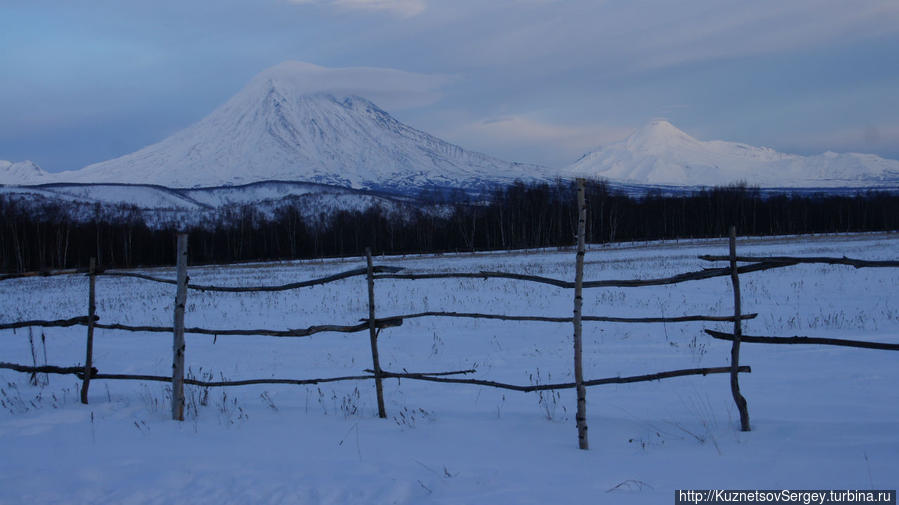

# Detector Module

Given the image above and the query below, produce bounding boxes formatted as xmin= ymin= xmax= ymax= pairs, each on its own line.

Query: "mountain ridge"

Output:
xmin=565 ymin=120 xmax=899 ymax=188
xmin=3 ymin=61 xmax=899 ymax=192
xmin=29 ymin=61 xmax=551 ymax=190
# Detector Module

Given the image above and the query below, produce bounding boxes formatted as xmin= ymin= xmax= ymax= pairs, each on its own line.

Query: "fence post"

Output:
xmin=366 ymin=247 xmax=387 ymax=418
xmin=172 ymin=233 xmax=188 ymax=421
xmin=573 ymin=178 xmax=589 ymax=450
xmin=80 ymin=257 xmax=96 ymax=404
xmin=728 ymin=226 xmax=751 ymax=431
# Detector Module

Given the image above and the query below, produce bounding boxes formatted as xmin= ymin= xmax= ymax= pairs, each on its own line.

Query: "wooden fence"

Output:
xmin=2 ymin=180 xmax=898 ymax=449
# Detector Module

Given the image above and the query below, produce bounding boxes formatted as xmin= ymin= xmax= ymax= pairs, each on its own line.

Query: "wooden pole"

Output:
xmin=80 ymin=257 xmax=96 ymax=404
xmin=366 ymin=247 xmax=387 ymax=418
xmin=728 ymin=226 xmax=751 ymax=431
xmin=172 ymin=234 xmax=188 ymax=421
xmin=573 ymin=178 xmax=589 ymax=449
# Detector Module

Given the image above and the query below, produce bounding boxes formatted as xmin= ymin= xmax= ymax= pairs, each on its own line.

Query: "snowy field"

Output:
xmin=1 ymin=233 xmax=898 ymax=504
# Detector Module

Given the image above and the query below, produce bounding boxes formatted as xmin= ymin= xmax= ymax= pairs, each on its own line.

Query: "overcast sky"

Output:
xmin=2 ymin=0 xmax=898 ymax=172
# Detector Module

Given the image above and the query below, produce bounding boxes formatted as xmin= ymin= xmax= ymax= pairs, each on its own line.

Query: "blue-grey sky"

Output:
xmin=2 ymin=0 xmax=899 ymax=171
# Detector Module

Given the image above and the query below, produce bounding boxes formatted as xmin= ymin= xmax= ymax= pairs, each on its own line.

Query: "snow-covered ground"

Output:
xmin=1 ymin=233 xmax=897 ymax=504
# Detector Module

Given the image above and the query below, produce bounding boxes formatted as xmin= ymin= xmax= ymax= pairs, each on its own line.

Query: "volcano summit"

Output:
xmin=36 ymin=62 xmax=550 ymax=192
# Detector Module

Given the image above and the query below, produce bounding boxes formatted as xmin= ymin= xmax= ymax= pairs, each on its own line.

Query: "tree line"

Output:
xmin=2 ymin=180 xmax=898 ymax=273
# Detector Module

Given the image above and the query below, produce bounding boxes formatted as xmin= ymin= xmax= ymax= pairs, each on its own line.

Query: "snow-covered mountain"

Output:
xmin=6 ymin=63 xmax=899 ymax=194
xmin=565 ymin=120 xmax=899 ymax=188
xmin=0 ymin=160 xmax=50 ymax=185
xmin=35 ymin=61 xmax=550 ymax=191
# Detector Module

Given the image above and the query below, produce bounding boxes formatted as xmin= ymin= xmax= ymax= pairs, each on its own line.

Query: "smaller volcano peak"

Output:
xmin=625 ymin=119 xmax=697 ymax=151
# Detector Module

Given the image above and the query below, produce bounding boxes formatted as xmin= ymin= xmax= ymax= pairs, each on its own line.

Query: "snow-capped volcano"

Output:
xmin=565 ymin=120 xmax=899 ymax=188
xmin=39 ymin=61 xmax=550 ymax=190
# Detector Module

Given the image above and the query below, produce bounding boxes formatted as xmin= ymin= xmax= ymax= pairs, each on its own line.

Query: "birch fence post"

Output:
xmin=366 ymin=247 xmax=387 ymax=418
xmin=728 ymin=226 xmax=751 ymax=431
xmin=79 ymin=257 xmax=96 ymax=404
xmin=172 ymin=233 xmax=188 ymax=421
xmin=573 ymin=178 xmax=589 ymax=450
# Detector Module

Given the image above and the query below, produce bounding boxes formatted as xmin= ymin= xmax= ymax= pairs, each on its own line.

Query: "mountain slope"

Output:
xmin=0 ymin=160 xmax=50 ymax=185
xmin=565 ymin=120 xmax=899 ymax=188
xmin=45 ymin=61 xmax=550 ymax=190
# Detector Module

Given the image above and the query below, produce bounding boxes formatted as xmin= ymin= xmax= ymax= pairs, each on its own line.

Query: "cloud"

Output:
xmin=781 ymin=124 xmax=899 ymax=158
xmin=4 ymin=0 xmax=897 ymax=171
xmin=619 ymin=1 xmax=899 ymax=72
xmin=447 ymin=116 xmax=634 ymax=167
xmin=469 ymin=116 xmax=630 ymax=151
xmin=287 ymin=0 xmax=425 ymax=17
xmin=427 ymin=0 xmax=899 ymax=75
xmin=252 ymin=60 xmax=452 ymax=110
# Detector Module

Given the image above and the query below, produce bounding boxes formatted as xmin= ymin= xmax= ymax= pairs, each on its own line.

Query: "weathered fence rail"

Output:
xmin=699 ymin=255 xmax=899 ymax=269
xmin=371 ymin=261 xmax=796 ymax=288
xmin=0 ymin=360 xmax=749 ymax=392
xmin=0 ymin=316 xmax=404 ymax=337
xmin=103 ymin=265 xmax=405 ymax=292
xmin=705 ymin=330 xmax=899 ymax=351
xmin=1 ymin=313 xmax=754 ymax=334
xmin=376 ymin=311 xmax=757 ymax=324
xmin=2 ymin=180 xmax=897 ymax=449
xmin=0 ymin=264 xmax=404 ymax=291
xmin=376 ymin=366 xmax=752 ymax=392
xmin=0 ymin=362 xmax=97 ymax=376
xmin=0 ymin=316 xmax=93 ymax=330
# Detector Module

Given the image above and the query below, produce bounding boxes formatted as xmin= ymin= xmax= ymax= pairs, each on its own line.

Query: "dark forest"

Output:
xmin=2 ymin=180 xmax=898 ymax=273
